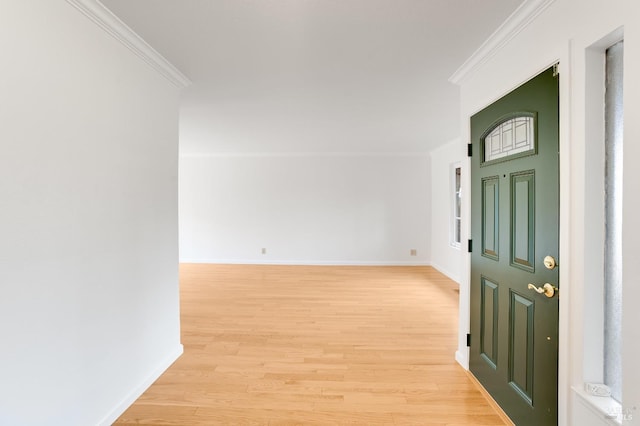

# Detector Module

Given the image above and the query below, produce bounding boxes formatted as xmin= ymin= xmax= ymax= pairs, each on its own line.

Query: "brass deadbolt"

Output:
xmin=543 ymin=255 xmax=557 ymax=270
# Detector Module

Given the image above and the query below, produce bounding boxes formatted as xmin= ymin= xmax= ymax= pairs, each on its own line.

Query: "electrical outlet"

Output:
xmin=410 ymin=249 xmax=417 ymax=256
xmin=261 ymin=248 xmax=266 ymax=255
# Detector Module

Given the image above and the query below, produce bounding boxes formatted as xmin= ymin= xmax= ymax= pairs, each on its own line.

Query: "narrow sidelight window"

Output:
xmin=452 ymin=165 xmax=462 ymax=247
xmin=604 ymin=40 xmax=623 ymax=403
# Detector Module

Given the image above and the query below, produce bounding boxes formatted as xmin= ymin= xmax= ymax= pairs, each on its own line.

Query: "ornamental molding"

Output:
xmin=66 ymin=0 xmax=192 ymax=89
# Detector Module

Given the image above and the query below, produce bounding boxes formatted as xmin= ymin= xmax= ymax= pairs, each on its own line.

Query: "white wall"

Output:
xmin=180 ymin=154 xmax=430 ymax=265
xmin=0 ymin=2 xmax=182 ymax=424
xmin=455 ymin=0 xmax=640 ymax=424
xmin=429 ymin=139 xmax=463 ymax=283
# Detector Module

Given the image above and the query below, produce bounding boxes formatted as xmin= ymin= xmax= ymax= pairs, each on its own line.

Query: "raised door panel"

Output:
xmin=480 ymin=277 xmax=499 ymax=368
xmin=482 ymin=177 xmax=500 ymax=260
xmin=511 ymin=172 xmax=535 ymax=271
xmin=509 ymin=291 xmax=535 ymax=404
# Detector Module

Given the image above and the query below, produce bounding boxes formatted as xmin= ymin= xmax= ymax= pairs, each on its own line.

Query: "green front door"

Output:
xmin=470 ymin=66 xmax=559 ymax=425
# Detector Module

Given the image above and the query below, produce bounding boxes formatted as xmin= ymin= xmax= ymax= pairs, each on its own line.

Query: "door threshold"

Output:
xmin=466 ymin=370 xmax=515 ymax=426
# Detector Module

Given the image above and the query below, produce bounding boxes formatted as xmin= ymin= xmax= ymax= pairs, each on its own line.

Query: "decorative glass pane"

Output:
xmin=604 ymin=40 xmax=623 ymax=403
xmin=451 ymin=166 xmax=462 ymax=246
xmin=454 ymin=167 xmax=462 ymax=244
xmin=484 ymin=115 xmax=535 ymax=162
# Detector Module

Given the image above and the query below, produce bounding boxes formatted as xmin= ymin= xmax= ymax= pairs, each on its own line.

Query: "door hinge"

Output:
xmin=467 ymin=143 xmax=473 ymax=157
xmin=466 ymin=333 xmax=471 ymax=347
xmin=467 ymin=239 xmax=473 ymax=253
xmin=553 ymin=62 xmax=560 ymax=77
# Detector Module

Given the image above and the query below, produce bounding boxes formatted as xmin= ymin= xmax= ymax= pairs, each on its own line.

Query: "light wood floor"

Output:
xmin=115 ymin=264 xmax=505 ymax=425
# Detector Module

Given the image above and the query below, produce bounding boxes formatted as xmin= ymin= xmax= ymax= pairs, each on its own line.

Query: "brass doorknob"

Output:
xmin=527 ymin=283 xmax=557 ymax=298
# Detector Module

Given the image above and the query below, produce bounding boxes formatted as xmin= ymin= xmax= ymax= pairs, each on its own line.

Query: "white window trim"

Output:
xmin=574 ymin=27 xmax=626 ymax=423
xmin=573 ymin=386 xmax=624 ymax=425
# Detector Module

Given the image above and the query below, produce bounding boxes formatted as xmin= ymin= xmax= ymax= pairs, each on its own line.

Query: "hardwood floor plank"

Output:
xmin=115 ymin=264 xmax=505 ymax=425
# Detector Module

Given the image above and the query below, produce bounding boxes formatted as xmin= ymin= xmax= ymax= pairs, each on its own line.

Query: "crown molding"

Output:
xmin=66 ymin=0 xmax=192 ymax=89
xmin=449 ymin=0 xmax=556 ymax=85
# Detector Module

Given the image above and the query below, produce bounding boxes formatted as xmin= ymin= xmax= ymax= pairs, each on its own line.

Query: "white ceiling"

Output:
xmin=102 ymin=0 xmax=523 ymax=154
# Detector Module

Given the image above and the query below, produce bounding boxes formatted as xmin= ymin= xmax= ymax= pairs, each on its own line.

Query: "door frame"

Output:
xmin=456 ymin=53 xmax=571 ymax=425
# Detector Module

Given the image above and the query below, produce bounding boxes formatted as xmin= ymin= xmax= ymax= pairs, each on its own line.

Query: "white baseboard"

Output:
xmin=98 ymin=344 xmax=184 ymax=426
xmin=179 ymin=258 xmax=431 ymax=266
xmin=430 ymin=262 xmax=461 ymax=283
xmin=456 ymin=349 xmax=469 ymax=370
